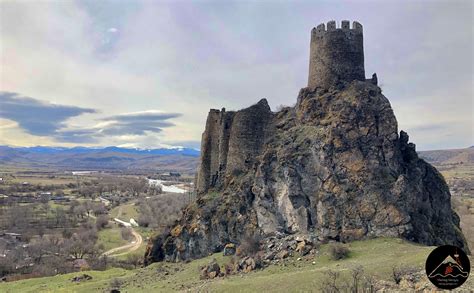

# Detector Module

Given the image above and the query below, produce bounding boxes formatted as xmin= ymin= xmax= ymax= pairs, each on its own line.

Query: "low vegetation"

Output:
xmin=237 ymin=233 xmax=262 ymax=257
xmin=0 ymin=168 xmax=193 ymax=281
xmin=391 ymin=265 xmax=418 ymax=285
xmin=329 ymin=243 xmax=350 ymax=260
xmin=0 ymin=238 xmax=438 ymax=292
xmin=320 ymin=266 xmax=375 ymax=293
xmin=136 ymin=193 xmax=188 ymax=231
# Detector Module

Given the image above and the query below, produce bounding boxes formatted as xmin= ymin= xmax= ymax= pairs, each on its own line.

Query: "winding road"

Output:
xmin=102 ymin=228 xmax=143 ymax=257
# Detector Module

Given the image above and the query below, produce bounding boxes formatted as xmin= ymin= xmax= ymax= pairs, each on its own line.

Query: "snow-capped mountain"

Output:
xmin=0 ymin=146 xmax=200 ymax=171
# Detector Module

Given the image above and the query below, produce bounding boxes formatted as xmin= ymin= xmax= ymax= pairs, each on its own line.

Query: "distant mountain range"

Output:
xmin=0 ymin=146 xmax=200 ymax=156
xmin=0 ymin=146 xmax=200 ymax=172
xmin=418 ymin=146 xmax=474 ymax=165
xmin=1 ymin=145 xmax=471 ymax=172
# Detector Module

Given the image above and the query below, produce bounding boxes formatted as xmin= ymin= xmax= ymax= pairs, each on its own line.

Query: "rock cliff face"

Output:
xmin=145 ymin=21 xmax=468 ymax=264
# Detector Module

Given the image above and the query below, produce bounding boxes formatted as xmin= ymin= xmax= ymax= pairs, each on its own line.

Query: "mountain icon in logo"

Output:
xmin=428 ymin=254 xmax=469 ymax=278
xmin=425 ymin=245 xmax=470 ymax=290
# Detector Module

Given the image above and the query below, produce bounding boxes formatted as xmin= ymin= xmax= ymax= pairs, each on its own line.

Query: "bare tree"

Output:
xmin=64 ymin=227 xmax=99 ymax=259
xmin=96 ymin=214 xmax=109 ymax=230
xmin=73 ymin=205 xmax=87 ymax=219
xmin=92 ymin=202 xmax=107 ymax=216
xmin=126 ymin=253 xmax=142 ymax=268
xmin=120 ymin=227 xmax=133 ymax=241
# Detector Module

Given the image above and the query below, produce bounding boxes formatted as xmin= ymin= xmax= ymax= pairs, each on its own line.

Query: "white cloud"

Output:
xmin=0 ymin=1 xmax=472 ymax=150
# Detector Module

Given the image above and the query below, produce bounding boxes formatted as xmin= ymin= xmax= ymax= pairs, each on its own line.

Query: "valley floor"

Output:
xmin=2 ymin=237 xmax=473 ymax=292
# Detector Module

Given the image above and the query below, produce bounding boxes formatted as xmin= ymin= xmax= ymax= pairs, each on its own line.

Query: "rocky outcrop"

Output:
xmin=145 ymin=80 xmax=468 ymax=264
xmin=145 ymin=22 xmax=468 ymax=265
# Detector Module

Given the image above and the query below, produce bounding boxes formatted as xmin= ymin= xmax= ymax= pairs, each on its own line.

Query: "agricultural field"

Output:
xmin=0 ymin=166 xmax=190 ymax=282
xmin=1 ymin=156 xmax=473 ymax=291
xmin=432 ymin=161 xmax=474 ymax=250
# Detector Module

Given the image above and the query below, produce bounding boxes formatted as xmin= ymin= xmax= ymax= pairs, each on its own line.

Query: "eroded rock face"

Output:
xmin=145 ymin=80 xmax=468 ymax=264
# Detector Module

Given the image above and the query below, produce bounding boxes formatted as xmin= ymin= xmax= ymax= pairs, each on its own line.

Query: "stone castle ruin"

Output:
xmin=146 ymin=20 xmax=468 ymax=264
xmin=196 ymin=100 xmax=272 ymax=194
xmin=196 ymin=20 xmax=370 ymax=196
xmin=308 ymin=21 xmax=365 ymax=89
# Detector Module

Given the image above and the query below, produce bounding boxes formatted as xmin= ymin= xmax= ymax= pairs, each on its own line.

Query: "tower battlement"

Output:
xmin=312 ymin=20 xmax=363 ymax=37
xmin=308 ymin=20 xmax=365 ymax=89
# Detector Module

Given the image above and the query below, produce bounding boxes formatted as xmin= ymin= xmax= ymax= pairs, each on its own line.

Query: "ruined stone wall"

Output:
xmin=225 ymin=99 xmax=273 ymax=179
xmin=308 ymin=20 xmax=365 ymax=89
xmin=196 ymin=109 xmax=221 ymax=194
xmin=216 ymin=109 xmax=235 ymax=189
xmin=196 ymin=99 xmax=273 ymax=194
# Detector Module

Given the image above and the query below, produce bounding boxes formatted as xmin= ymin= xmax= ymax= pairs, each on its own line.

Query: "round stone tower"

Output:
xmin=308 ymin=20 xmax=365 ymax=89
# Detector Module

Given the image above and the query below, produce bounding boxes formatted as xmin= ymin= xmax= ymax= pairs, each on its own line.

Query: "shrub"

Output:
xmin=329 ymin=243 xmax=350 ymax=260
xmin=95 ymin=215 xmax=109 ymax=230
xmin=109 ymin=278 xmax=123 ymax=290
xmin=137 ymin=214 xmax=151 ymax=227
xmin=237 ymin=233 xmax=262 ymax=257
xmin=320 ymin=266 xmax=376 ymax=293
xmin=392 ymin=265 xmax=418 ymax=284
xmin=136 ymin=193 xmax=187 ymax=231
xmin=126 ymin=254 xmax=142 ymax=268
xmin=392 ymin=265 xmax=403 ymax=284
xmin=120 ymin=227 xmax=133 ymax=241
xmin=89 ymin=256 xmax=108 ymax=271
xmin=320 ymin=270 xmax=341 ymax=292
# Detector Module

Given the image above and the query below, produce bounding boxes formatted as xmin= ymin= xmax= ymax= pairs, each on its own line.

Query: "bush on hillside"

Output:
xmin=237 ymin=233 xmax=262 ymax=257
xmin=329 ymin=243 xmax=350 ymax=260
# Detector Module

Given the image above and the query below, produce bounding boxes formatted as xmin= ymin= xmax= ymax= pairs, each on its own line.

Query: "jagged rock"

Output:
xmin=223 ymin=243 xmax=236 ymax=256
xmin=238 ymin=256 xmax=257 ymax=273
xmin=200 ymin=258 xmax=221 ymax=280
xmin=275 ymin=250 xmax=289 ymax=260
xmin=295 ymin=241 xmax=312 ymax=256
xmin=71 ymin=274 xmax=92 ymax=282
xmin=145 ymin=21 xmax=468 ymax=265
xmin=263 ymin=251 xmax=276 ymax=261
xmin=208 ymin=271 xmax=217 ymax=279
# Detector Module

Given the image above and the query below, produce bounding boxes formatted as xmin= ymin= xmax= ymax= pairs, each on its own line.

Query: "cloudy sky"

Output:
xmin=0 ymin=0 xmax=472 ymax=150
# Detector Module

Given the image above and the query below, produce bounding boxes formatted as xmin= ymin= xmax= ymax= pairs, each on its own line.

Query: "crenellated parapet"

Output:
xmin=308 ymin=20 xmax=365 ymax=89
xmin=311 ymin=20 xmax=362 ymax=38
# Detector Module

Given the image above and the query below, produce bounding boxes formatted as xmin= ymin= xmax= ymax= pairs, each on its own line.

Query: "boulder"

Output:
xmin=223 ymin=243 xmax=236 ymax=256
xmin=238 ymin=256 xmax=257 ymax=273
xmin=199 ymin=258 xmax=221 ymax=280
xmin=275 ymin=250 xmax=289 ymax=260
xmin=295 ymin=241 xmax=312 ymax=256
xmin=71 ymin=274 xmax=92 ymax=282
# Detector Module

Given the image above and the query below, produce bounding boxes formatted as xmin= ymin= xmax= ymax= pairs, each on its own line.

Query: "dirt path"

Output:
xmin=102 ymin=228 xmax=143 ymax=257
xmin=116 ymin=205 xmax=123 ymax=219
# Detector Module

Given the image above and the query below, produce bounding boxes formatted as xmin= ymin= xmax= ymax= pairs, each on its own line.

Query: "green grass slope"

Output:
xmin=0 ymin=237 xmax=437 ymax=292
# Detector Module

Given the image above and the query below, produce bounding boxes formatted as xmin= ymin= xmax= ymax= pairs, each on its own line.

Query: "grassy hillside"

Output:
xmin=0 ymin=237 xmax=445 ymax=293
xmin=419 ymin=146 xmax=474 ymax=165
xmin=97 ymin=228 xmax=129 ymax=252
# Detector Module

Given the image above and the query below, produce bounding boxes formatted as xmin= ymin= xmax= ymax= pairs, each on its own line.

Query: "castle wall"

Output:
xmin=196 ymin=100 xmax=273 ymax=195
xmin=225 ymin=99 xmax=272 ymax=179
xmin=216 ymin=109 xmax=234 ymax=188
xmin=196 ymin=109 xmax=221 ymax=194
xmin=308 ymin=20 xmax=365 ymax=89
